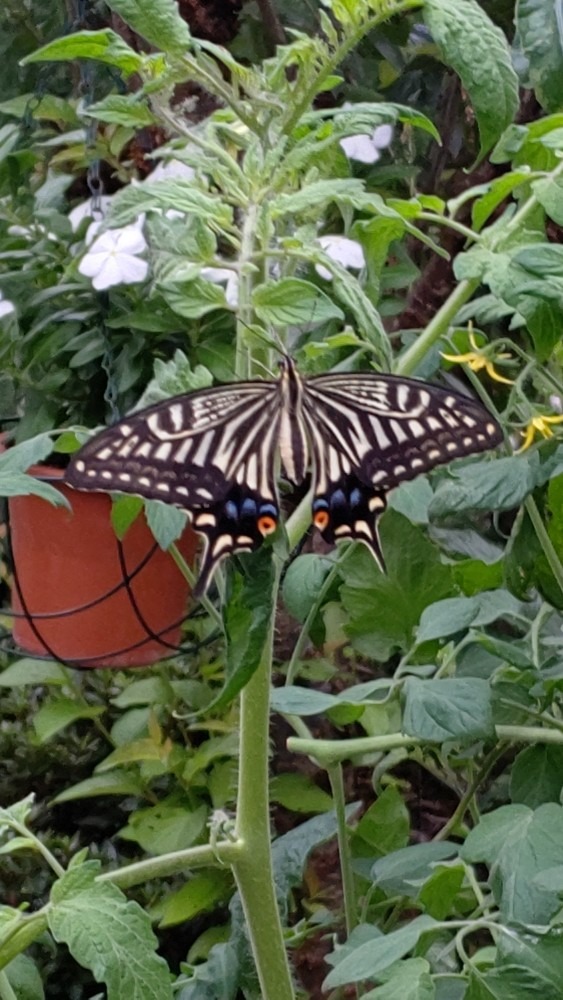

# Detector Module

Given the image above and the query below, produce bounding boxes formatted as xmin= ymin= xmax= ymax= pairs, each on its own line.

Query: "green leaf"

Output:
xmin=471 ymin=169 xmax=534 ymax=231
xmin=533 ymin=173 xmax=563 ymax=226
xmin=87 ymin=94 xmax=158 ymax=127
xmin=342 ymin=512 xmax=454 ymax=661
xmin=4 ymin=954 xmax=45 ymax=1000
xmin=422 ymin=0 xmax=518 ymax=156
xmin=461 ymin=803 xmax=563 ymax=923
xmin=0 ymin=435 xmax=68 ymax=505
xmin=403 ymin=677 xmax=494 ymax=743
xmin=510 ymin=746 xmax=563 ymax=809
xmin=353 ymin=786 xmax=410 ymax=858
xmin=0 ymin=795 xmax=35 ymax=831
xmin=144 ymin=499 xmax=188 ymax=549
xmin=212 ymin=549 xmax=275 ymax=711
xmin=467 ymin=964 xmax=555 ymax=1000
xmin=48 ymin=861 xmax=173 ymax=999
xmin=106 ymin=0 xmax=192 ymax=56
xmin=21 ymin=29 xmax=144 ymax=76
xmin=282 ymin=554 xmax=333 ymax=623
xmin=418 ymin=864 xmax=465 ymax=920
xmin=324 ymin=914 xmax=437 ymax=989
xmin=108 ymin=182 xmax=232 ymax=228
xmin=119 ymin=800 xmax=208 ymax=854
xmin=270 ymin=686 xmax=339 ymax=716
xmin=429 ymin=453 xmax=555 ymax=518
xmin=517 ymin=0 xmax=563 ymax=112
xmin=495 ymin=924 xmax=563 ymax=999
xmin=111 ymin=495 xmax=144 ymax=538
xmin=252 ymin=279 xmax=344 ymax=326
xmin=0 ymin=659 xmax=66 ymax=687
xmin=271 ymin=178 xmax=367 ymax=216
xmin=33 ymin=699 xmax=105 ymax=743
xmin=53 ymin=771 xmax=147 ymax=803
xmin=156 ymin=869 xmax=233 ymax=928
xmin=160 ymin=277 xmax=228 ymax=319
xmin=416 ymin=591 xmax=526 ymax=644
xmin=369 ymin=842 xmax=459 ymax=896
xmin=270 ymin=773 xmax=333 ymax=814
xmin=362 ymin=958 xmax=434 ymax=1000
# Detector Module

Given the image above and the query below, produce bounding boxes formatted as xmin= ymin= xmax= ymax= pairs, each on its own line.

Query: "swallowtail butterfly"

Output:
xmin=65 ymin=358 xmax=502 ymax=596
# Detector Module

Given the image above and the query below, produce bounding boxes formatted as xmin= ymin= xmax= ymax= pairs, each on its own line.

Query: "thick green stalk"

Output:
xmin=231 ymin=567 xmax=295 ymax=1000
xmin=394 ymin=278 xmax=480 ymax=377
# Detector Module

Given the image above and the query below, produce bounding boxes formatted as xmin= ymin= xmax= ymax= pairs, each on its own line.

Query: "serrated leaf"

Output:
xmin=111 ymin=495 xmax=144 ymax=538
xmin=403 ymin=677 xmax=494 ymax=743
xmin=106 ymin=0 xmax=192 ymax=56
xmin=423 ymin=0 xmax=518 ymax=156
xmin=271 ymin=178 xmax=367 ymax=216
xmin=342 ymin=512 xmax=454 ymax=661
xmin=48 ymin=861 xmax=173 ymax=999
xmin=108 ymin=183 xmax=232 ymax=228
xmin=369 ymin=842 xmax=459 ymax=896
xmin=252 ymin=279 xmax=344 ymax=326
xmin=87 ymin=95 xmax=157 ymax=127
xmin=517 ymin=0 xmax=563 ymax=113
xmin=362 ymin=958 xmax=434 ymax=1000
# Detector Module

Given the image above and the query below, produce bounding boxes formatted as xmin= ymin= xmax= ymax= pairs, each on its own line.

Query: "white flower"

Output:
xmin=201 ymin=266 xmax=239 ymax=307
xmin=340 ymin=123 xmax=394 ymax=164
xmin=146 ymin=158 xmax=196 ymax=183
xmin=0 ymin=292 xmax=15 ymax=318
xmin=78 ymin=224 xmax=148 ymax=290
xmin=315 ymin=235 xmax=365 ymax=281
xmin=68 ymin=196 xmax=112 ymax=232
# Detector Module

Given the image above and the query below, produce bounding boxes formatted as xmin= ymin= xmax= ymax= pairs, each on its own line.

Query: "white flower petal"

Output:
xmin=147 ymin=158 xmax=196 ymax=183
xmin=112 ymin=225 xmax=147 ymax=255
xmin=372 ymin=123 xmax=393 ymax=149
xmin=69 ymin=196 xmax=112 ymax=231
xmin=201 ymin=267 xmax=239 ymax=307
xmin=0 ymin=297 xmax=15 ymax=317
xmin=340 ymin=133 xmax=381 ymax=164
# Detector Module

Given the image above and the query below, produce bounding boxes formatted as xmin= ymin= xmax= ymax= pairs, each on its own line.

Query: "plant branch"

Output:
xmin=327 ymin=763 xmax=358 ymax=935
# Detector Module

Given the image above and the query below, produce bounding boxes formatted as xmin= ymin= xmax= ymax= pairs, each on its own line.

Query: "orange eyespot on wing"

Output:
xmin=257 ymin=514 xmax=278 ymax=536
xmin=313 ymin=509 xmax=330 ymax=531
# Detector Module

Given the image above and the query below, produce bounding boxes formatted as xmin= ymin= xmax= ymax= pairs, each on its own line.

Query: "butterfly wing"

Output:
xmin=66 ymin=381 xmax=282 ymax=595
xmin=303 ymin=372 xmax=503 ymax=567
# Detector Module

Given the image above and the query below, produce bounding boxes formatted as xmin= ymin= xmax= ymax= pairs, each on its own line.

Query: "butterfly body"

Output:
xmin=66 ymin=358 xmax=502 ymax=596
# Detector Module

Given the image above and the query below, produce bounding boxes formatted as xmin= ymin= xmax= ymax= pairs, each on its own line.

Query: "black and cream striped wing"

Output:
xmin=302 ymin=373 xmax=502 ymax=567
xmin=66 ymin=381 xmax=282 ymax=595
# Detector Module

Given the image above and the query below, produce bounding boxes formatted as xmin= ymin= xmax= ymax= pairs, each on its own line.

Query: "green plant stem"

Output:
xmin=394 ymin=278 xmax=480 ymax=377
xmin=289 ymin=722 xmax=563 ymax=766
xmin=231 ymin=567 xmax=296 ymax=1000
xmin=169 ymin=542 xmax=223 ymax=628
xmin=434 ymin=746 xmax=505 ymax=842
xmin=288 ymin=732 xmax=421 ymax=764
xmin=417 ymin=212 xmax=478 ymax=243
xmin=327 ymin=763 xmax=357 ymax=935
xmin=99 ymin=840 xmax=243 ymax=890
xmin=0 ymin=971 xmax=17 ymax=1000
xmin=236 ymin=202 xmax=259 ymax=378
xmin=524 ymin=495 xmax=563 ymax=600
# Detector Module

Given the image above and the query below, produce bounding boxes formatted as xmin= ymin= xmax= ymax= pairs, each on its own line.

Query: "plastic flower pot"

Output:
xmin=7 ymin=462 xmax=197 ymax=668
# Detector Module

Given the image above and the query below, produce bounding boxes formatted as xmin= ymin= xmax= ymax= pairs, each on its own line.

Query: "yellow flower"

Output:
xmin=442 ymin=332 xmax=514 ymax=385
xmin=516 ymin=413 xmax=563 ymax=452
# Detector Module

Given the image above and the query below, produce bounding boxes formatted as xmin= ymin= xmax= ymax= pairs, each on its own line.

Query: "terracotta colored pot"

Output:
xmin=7 ymin=463 xmax=197 ymax=668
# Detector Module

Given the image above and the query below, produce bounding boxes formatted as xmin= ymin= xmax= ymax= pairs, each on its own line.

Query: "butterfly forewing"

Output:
xmin=302 ymin=372 xmax=503 ymax=567
xmin=66 ymin=380 xmax=283 ymax=595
